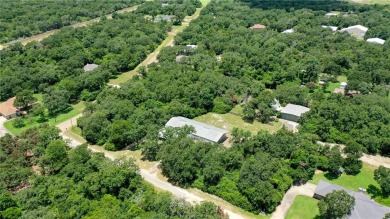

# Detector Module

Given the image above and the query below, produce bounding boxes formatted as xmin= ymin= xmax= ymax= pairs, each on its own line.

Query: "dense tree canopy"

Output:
xmin=0 ymin=12 xmax=169 ymax=101
xmin=318 ymin=190 xmax=355 ymax=219
xmin=0 ymin=0 xmax=142 ymax=43
xmin=0 ymin=126 xmax=226 ymax=219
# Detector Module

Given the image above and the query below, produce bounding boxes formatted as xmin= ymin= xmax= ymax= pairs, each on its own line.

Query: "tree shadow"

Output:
xmin=367 ymin=184 xmax=382 ymax=198
xmin=324 ymin=172 xmax=339 ymax=180
xmin=36 ymin=117 xmax=48 ymax=123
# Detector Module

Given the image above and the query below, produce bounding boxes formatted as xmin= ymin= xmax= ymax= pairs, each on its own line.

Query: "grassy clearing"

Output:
xmin=188 ymin=188 xmax=270 ymax=219
xmin=309 ymin=163 xmax=378 ymax=191
xmin=194 ymin=106 xmax=283 ymax=134
xmin=285 ymin=195 xmax=320 ymax=219
xmin=4 ymin=102 xmax=85 ymax=135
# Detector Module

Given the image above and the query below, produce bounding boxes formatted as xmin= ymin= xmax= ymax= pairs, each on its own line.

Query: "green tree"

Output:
xmin=43 ymin=88 xmax=70 ymax=116
xmin=12 ymin=117 xmax=25 ymax=128
xmin=318 ymin=190 xmax=355 ymax=219
xmin=13 ymin=90 xmax=37 ymax=110
xmin=1 ymin=207 xmax=22 ymax=219
xmin=374 ymin=166 xmax=390 ymax=196
xmin=40 ymin=139 xmax=69 ymax=174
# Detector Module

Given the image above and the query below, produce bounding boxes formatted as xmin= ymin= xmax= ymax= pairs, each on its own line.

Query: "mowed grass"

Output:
xmin=4 ymin=102 xmax=85 ymax=135
xmin=194 ymin=106 xmax=283 ymax=134
xmin=309 ymin=163 xmax=379 ymax=191
xmin=325 ymin=75 xmax=347 ymax=93
xmin=285 ymin=195 xmax=320 ymax=219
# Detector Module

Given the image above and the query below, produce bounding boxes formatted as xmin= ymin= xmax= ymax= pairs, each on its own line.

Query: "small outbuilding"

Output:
xmin=340 ymin=25 xmax=368 ymax=38
xmin=366 ymin=38 xmax=386 ymax=45
xmin=249 ymin=24 xmax=266 ymax=30
xmin=0 ymin=97 xmax=19 ymax=119
xmin=154 ymin=15 xmax=171 ymax=22
xmin=83 ymin=63 xmax=99 ymax=72
xmin=281 ymin=29 xmax=294 ymax=34
xmin=325 ymin=12 xmax=338 ymax=18
xmin=280 ymin=104 xmax=310 ymax=122
xmin=340 ymin=82 xmax=347 ymax=89
xmin=164 ymin=116 xmax=228 ymax=143
xmin=314 ymin=180 xmax=390 ymax=219
xmin=321 ymin=25 xmax=338 ymax=32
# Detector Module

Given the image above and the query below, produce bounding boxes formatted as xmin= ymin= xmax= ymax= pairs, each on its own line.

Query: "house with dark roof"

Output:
xmin=280 ymin=104 xmax=310 ymax=122
xmin=0 ymin=97 xmax=19 ymax=119
xmin=164 ymin=116 xmax=228 ymax=143
xmin=314 ymin=180 xmax=390 ymax=219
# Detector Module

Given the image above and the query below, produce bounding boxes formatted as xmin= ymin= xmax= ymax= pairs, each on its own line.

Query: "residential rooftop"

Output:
xmin=315 ymin=180 xmax=390 ymax=219
xmin=165 ymin=116 xmax=228 ymax=143
xmin=280 ymin=104 xmax=310 ymax=117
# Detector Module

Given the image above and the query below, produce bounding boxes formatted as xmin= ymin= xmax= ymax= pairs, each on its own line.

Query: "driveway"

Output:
xmin=0 ymin=116 xmax=10 ymax=137
xmin=271 ymin=183 xmax=316 ymax=219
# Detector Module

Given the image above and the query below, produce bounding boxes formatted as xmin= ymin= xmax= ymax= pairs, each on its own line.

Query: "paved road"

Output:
xmin=271 ymin=183 xmax=316 ymax=219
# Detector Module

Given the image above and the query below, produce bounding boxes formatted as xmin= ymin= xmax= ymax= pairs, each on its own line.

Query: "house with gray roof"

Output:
xmin=340 ymin=25 xmax=368 ymax=38
xmin=83 ymin=63 xmax=99 ymax=72
xmin=164 ymin=116 xmax=228 ymax=143
xmin=314 ymin=180 xmax=390 ymax=219
xmin=280 ymin=104 xmax=310 ymax=122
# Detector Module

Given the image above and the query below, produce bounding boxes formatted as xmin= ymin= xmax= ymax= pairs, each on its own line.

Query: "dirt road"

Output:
xmin=2 ymin=5 xmax=138 ymax=47
xmin=317 ymin=141 xmax=390 ymax=168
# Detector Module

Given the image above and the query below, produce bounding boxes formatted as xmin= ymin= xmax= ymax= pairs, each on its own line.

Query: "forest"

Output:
xmin=0 ymin=0 xmax=142 ymax=43
xmin=136 ymin=0 xmax=202 ymax=24
xmin=0 ymin=125 xmax=226 ymax=219
xmin=73 ymin=0 xmax=390 ymax=213
xmin=0 ymin=12 xmax=170 ymax=102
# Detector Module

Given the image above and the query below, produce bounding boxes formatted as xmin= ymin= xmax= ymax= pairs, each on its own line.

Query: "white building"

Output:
xmin=282 ymin=29 xmax=294 ymax=34
xmin=325 ymin=13 xmax=338 ymax=18
xmin=366 ymin=38 xmax=385 ymax=45
xmin=280 ymin=104 xmax=310 ymax=122
xmin=164 ymin=117 xmax=228 ymax=143
xmin=83 ymin=63 xmax=99 ymax=72
xmin=321 ymin=25 xmax=338 ymax=32
xmin=340 ymin=82 xmax=347 ymax=89
xmin=340 ymin=25 xmax=368 ymax=38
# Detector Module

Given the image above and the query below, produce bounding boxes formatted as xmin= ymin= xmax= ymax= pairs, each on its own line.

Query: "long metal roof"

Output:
xmin=165 ymin=116 xmax=228 ymax=143
xmin=280 ymin=104 xmax=310 ymax=117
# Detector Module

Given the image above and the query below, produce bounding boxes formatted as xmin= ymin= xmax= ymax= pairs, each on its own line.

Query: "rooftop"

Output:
xmin=165 ymin=116 xmax=228 ymax=143
xmin=282 ymin=29 xmax=294 ymax=34
xmin=280 ymin=104 xmax=310 ymax=117
xmin=341 ymin=25 xmax=368 ymax=33
xmin=315 ymin=180 xmax=390 ymax=219
xmin=321 ymin=25 xmax=338 ymax=31
xmin=0 ymin=97 xmax=18 ymax=117
xmin=250 ymin=24 xmax=266 ymax=29
xmin=83 ymin=63 xmax=99 ymax=72
xmin=366 ymin=38 xmax=385 ymax=45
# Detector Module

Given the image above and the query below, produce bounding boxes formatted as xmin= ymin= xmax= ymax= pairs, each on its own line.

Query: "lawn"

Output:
xmin=4 ymin=102 xmax=85 ymax=135
xmin=325 ymin=75 xmax=347 ymax=93
xmin=309 ymin=163 xmax=379 ymax=191
xmin=194 ymin=105 xmax=283 ymax=134
xmin=285 ymin=195 xmax=320 ymax=219
xmin=309 ymin=163 xmax=390 ymax=206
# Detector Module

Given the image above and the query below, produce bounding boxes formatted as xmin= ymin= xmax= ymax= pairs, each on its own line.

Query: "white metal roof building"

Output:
xmin=366 ymin=38 xmax=386 ymax=45
xmin=280 ymin=104 xmax=310 ymax=122
xmin=83 ymin=63 xmax=99 ymax=72
xmin=321 ymin=25 xmax=338 ymax=32
xmin=314 ymin=181 xmax=390 ymax=219
xmin=165 ymin=117 xmax=228 ymax=143
xmin=340 ymin=25 xmax=368 ymax=38
xmin=325 ymin=12 xmax=338 ymax=17
xmin=281 ymin=29 xmax=294 ymax=34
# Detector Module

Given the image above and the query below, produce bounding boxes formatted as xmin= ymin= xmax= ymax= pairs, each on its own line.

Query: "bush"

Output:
xmin=212 ymin=97 xmax=232 ymax=114
xmin=12 ymin=117 xmax=25 ymax=128
xmin=104 ymin=141 xmax=116 ymax=151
